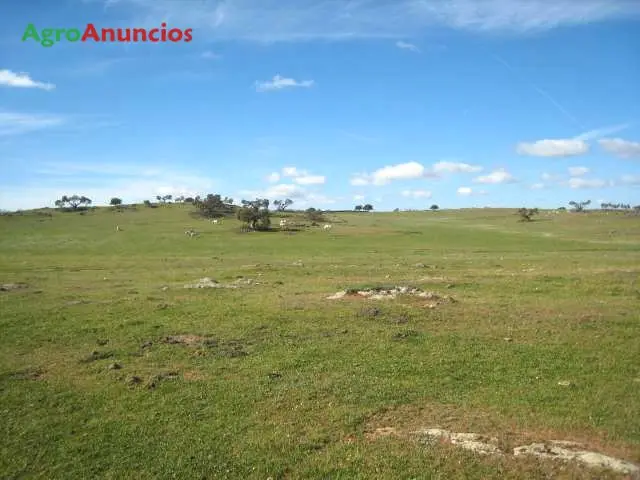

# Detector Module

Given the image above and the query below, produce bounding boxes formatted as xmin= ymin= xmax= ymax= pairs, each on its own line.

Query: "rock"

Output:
xmin=416 ymin=428 xmax=502 ymax=455
xmin=126 ymin=375 xmax=142 ymax=386
xmin=0 ymin=283 xmax=28 ymax=291
xmin=513 ymin=442 xmax=640 ymax=475
xmin=326 ymin=291 xmax=347 ymax=300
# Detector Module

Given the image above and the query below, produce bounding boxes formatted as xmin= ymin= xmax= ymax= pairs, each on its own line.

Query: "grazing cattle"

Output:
xmin=211 ymin=219 xmax=219 ymax=224
xmin=323 ymin=224 xmax=332 ymax=230
xmin=185 ymin=229 xmax=199 ymax=238
xmin=279 ymin=219 xmax=288 ymax=230
xmin=115 ymin=225 xmax=121 ymax=231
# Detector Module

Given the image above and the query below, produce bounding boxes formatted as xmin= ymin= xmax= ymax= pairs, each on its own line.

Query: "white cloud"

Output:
xmin=350 ymin=174 xmax=370 ymax=186
xmin=0 ymin=70 xmax=55 ymax=90
xmin=530 ymin=183 xmax=545 ymax=190
xmin=457 ymin=187 xmax=472 ymax=196
xmin=281 ymin=166 xmax=300 ymax=177
xmin=353 ymin=194 xmax=365 ymax=200
xmin=568 ymin=166 xmax=589 ymax=177
xmin=574 ymin=123 xmax=630 ymax=141
xmin=516 ymin=139 xmax=589 ymax=157
xmin=541 ymin=172 xmax=561 ymax=181
xmin=401 ymin=189 xmax=432 ymax=199
xmin=0 ymin=112 xmax=65 ymax=136
xmin=432 ymin=161 xmax=482 ymax=174
xmin=266 ymin=172 xmax=280 ymax=183
xmin=396 ymin=41 xmax=420 ymax=53
xmin=371 ymin=161 xmax=430 ymax=185
xmin=201 ymin=51 xmax=222 ymax=60
xmin=255 ymin=75 xmax=314 ymax=92
xmin=620 ymin=175 xmax=640 ymax=185
xmin=473 ymin=168 xmax=515 ymax=184
xmin=599 ymin=138 xmax=640 ymax=159
xmin=264 ymin=183 xmax=307 ymax=198
xmin=294 ymin=175 xmax=325 ymax=185
xmin=94 ymin=0 xmax=640 ymax=41
xmin=515 ymin=124 xmax=629 ymax=159
xmin=277 ymin=166 xmax=325 ymax=185
xmin=567 ymin=178 xmax=607 ymax=189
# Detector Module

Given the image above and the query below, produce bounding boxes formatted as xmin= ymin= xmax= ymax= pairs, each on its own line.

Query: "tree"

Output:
xmin=273 ymin=199 xmax=293 ymax=211
xmin=237 ymin=198 xmax=271 ymax=230
xmin=184 ymin=197 xmax=194 ymax=203
xmin=305 ymin=207 xmax=326 ymax=223
xmin=110 ymin=197 xmax=123 ymax=206
xmin=156 ymin=195 xmax=162 ymax=203
xmin=143 ymin=200 xmax=152 ymax=207
xmin=569 ymin=200 xmax=591 ymax=212
xmin=55 ymin=195 xmax=91 ymax=210
xmin=430 ymin=204 xmax=439 ymax=211
xmin=517 ymin=207 xmax=539 ymax=222
xmin=363 ymin=204 xmax=373 ymax=212
xmin=194 ymin=193 xmax=235 ymax=219
xmin=355 ymin=205 xmax=363 ymax=211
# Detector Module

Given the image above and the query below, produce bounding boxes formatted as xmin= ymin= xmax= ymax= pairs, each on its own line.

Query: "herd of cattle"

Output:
xmin=114 ymin=217 xmax=333 ymax=238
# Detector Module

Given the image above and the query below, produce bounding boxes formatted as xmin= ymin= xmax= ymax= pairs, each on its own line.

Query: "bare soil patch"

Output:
xmin=0 ymin=283 xmax=29 ymax=292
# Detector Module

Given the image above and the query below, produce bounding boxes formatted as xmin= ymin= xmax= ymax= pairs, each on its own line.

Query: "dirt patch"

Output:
xmin=513 ymin=441 xmax=640 ymax=475
xmin=365 ymin=427 xmax=401 ymax=441
xmin=3 ymin=367 xmax=45 ymax=381
xmin=161 ymin=335 xmax=249 ymax=357
xmin=365 ymin=403 xmax=640 ymax=468
xmin=183 ymin=370 xmax=205 ymax=381
xmin=415 ymin=429 xmax=639 ymax=475
xmin=366 ymin=424 xmax=639 ymax=476
xmin=80 ymin=350 xmax=115 ymax=363
xmin=146 ymin=371 xmax=179 ymax=389
xmin=0 ymin=283 xmax=29 ymax=292
xmin=392 ymin=329 xmax=420 ymax=340
xmin=183 ymin=277 xmax=260 ymax=289
xmin=327 ymin=286 xmax=456 ymax=306
xmin=162 ymin=334 xmax=216 ymax=346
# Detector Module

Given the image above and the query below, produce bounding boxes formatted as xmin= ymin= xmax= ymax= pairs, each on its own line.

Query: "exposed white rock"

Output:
xmin=513 ymin=441 xmax=640 ymax=475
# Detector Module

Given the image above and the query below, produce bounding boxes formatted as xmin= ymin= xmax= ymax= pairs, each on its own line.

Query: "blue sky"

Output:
xmin=1 ymin=0 xmax=639 ymax=211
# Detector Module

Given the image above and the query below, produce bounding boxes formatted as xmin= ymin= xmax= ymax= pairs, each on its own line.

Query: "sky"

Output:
xmin=1 ymin=0 xmax=639 ymax=211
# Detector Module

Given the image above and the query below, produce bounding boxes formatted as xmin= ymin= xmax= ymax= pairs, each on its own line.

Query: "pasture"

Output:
xmin=1 ymin=205 xmax=639 ymax=479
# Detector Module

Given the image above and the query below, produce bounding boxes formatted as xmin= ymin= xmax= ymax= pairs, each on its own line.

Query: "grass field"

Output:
xmin=1 ymin=205 xmax=639 ymax=479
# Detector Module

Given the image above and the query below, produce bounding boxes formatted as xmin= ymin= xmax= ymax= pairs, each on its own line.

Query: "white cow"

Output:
xmin=185 ymin=229 xmax=199 ymax=237
xmin=279 ymin=219 xmax=288 ymax=230
xmin=211 ymin=219 xmax=219 ymax=224
xmin=115 ymin=225 xmax=121 ymax=231
xmin=323 ymin=224 xmax=332 ymax=230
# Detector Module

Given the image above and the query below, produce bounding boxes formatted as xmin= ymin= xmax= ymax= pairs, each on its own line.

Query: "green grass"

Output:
xmin=1 ymin=205 xmax=639 ymax=479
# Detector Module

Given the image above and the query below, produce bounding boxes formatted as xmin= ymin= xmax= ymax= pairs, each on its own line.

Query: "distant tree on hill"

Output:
xmin=517 ymin=207 xmax=539 ymax=222
xmin=237 ymin=198 xmax=271 ymax=230
xmin=569 ymin=200 xmax=591 ymax=212
xmin=305 ymin=207 xmax=326 ymax=222
xmin=355 ymin=205 xmax=363 ymax=211
xmin=393 ymin=208 xmax=400 ymax=212
xmin=363 ymin=204 xmax=373 ymax=212
xmin=184 ymin=197 xmax=194 ymax=203
xmin=110 ymin=197 xmax=122 ymax=206
xmin=54 ymin=195 xmax=92 ymax=210
xmin=194 ymin=193 xmax=235 ymax=218
xmin=273 ymin=198 xmax=293 ymax=211
xmin=430 ymin=204 xmax=439 ymax=211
